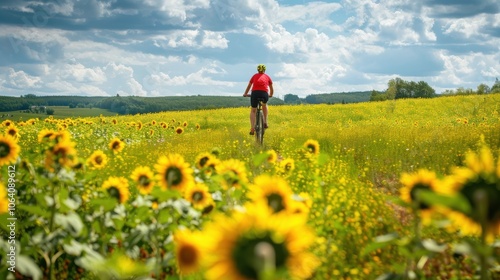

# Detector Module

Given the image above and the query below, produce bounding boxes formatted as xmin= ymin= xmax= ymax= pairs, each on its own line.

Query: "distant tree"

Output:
xmin=415 ymin=81 xmax=435 ymax=98
xmin=284 ymin=94 xmax=301 ymax=104
xmin=385 ymin=78 xmax=435 ymax=99
xmin=491 ymin=78 xmax=500 ymax=93
xmin=370 ymin=90 xmax=388 ymax=101
xmin=477 ymin=83 xmax=490 ymax=94
xmin=69 ymin=103 xmax=76 ymax=108
xmin=46 ymin=108 xmax=55 ymax=115
xmin=304 ymin=95 xmax=319 ymax=104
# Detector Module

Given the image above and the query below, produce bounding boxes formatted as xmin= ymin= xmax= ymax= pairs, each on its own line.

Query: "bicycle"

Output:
xmin=243 ymin=95 xmax=267 ymax=145
xmin=254 ymin=98 xmax=266 ymax=145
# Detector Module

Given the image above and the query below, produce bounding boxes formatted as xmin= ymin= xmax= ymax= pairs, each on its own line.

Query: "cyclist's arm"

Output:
xmin=243 ymin=82 xmax=252 ymax=97
xmin=269 ymin=83 xmax=274 ymax=97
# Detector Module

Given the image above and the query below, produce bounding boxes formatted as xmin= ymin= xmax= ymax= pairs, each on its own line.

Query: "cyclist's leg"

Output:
xmin=250 ymin=107 xmax=256 ymax=133
xmin=262 ymin=103 xmax=268 ymax=128
xmin=249 ymin=92 xmax=258 ymax=134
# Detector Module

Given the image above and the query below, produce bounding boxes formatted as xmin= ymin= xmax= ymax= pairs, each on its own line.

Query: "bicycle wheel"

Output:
xmin=255 ymin=109 xmax=264 ymax=145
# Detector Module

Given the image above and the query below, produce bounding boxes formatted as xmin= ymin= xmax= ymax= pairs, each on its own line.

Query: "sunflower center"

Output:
xmin=284 ymin=163 xmax=292 ymax=171
xmin=199 ymin=157 xmax=209 ymax=168
xmin=202 ymin=204 xmax=214 ymax=215
xmin=95 ymin=155 xmax=103 ymax=164
xmin=112 ymin=142 xmax=120 ymax=150
xmin=179 ymin=244 xmax=198 ymax=267
xmin=139 ymin=175 xmax=151 ymax=186
xmin=460 ymin=178 xmax=500 ymax=224
xmin=409 ymin=183 xmax=431 ymax=210
xmin=267 ymin=193 xmax=285 ymax=213
xmin=232 ymin=233 xmax=289 ymax=279
xmin=307 ymin=144 xmax=316 ymax=153
xmin=166 ymin=167 xmax=182 ymax=187
xmin=107 ymin=186 xmax=122 ymax=202
xmin=8 ymin=129 xmax=16 ymax=136
xmin=0 ymin=142 xmax=11 ymax=158
xmin=192 ymin=191 xmax=204 ymax=202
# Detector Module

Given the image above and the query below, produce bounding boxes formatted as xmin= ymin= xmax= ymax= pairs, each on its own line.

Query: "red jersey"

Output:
xmin=250 ymin=73 xmax=272 ymax=92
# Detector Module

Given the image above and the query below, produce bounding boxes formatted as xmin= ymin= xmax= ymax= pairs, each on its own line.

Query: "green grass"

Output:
xmin=1 ymin=106 xmax=117 ymax=121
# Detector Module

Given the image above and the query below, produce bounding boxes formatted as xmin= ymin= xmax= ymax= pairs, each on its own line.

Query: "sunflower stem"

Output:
xmin=474 ymin=189 xmax=490 ymax=280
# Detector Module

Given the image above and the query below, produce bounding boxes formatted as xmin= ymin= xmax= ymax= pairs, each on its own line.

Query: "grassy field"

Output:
xmin=1 ymin=94 xmax=500 ymax=279
xmin=1 ymin=106 xmax=117 ymax=121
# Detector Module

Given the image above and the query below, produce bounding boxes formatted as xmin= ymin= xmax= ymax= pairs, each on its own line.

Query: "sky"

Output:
xmin=0 ymin=0 xmax=499 ymax=98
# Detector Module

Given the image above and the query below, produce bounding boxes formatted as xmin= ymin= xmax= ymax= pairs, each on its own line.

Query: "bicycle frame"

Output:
xmin=255 ymin=99 xmax=265 ymax=145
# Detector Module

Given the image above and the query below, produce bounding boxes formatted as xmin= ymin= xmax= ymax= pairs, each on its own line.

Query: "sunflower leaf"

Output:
xmin=18 ymin=205 xmax=51 ymax=218
xmin=416 ymin=190 xmax=471 ymax=214
xmin=253 ymin=152 xmax=270 ymax=166
xmin=361 ymin=233 xmax=399 ymax=256
xmin=90 ymin=197 xmax=118 ymax=212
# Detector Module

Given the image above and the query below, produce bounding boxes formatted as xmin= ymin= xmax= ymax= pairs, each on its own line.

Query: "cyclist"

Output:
xmin=242 ymin=64 xmax=274 ymax=135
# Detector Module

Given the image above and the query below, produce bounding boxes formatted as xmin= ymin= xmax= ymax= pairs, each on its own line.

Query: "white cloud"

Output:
xmin=277 ymin=1 xmax=342 ymax=30
xmin=62 ymin=63 xmax=107 ymax=83
xmin=442 ymin=14 xmax=489 ymax=39
xmin=433 ymin=50 xmax=500 ymax=88
xmin=6 ymin=69 xmax=42 ymax=88
xmin=45 ymin=80 xmax=110 ymax=96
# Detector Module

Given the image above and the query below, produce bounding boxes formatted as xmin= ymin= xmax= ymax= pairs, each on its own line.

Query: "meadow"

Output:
xmin=1 ymin=106 xmax=117 ymax=122
xmin=1 ymin=94 xmax=500 ymax=280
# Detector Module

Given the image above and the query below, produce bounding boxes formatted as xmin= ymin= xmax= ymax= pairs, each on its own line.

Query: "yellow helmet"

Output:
xmin=257 ymin=64 xmax=266 ymax=72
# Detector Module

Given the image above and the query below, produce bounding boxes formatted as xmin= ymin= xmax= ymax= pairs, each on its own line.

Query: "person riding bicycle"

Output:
xmin=242 ymin=64 xmax=274 ymax=135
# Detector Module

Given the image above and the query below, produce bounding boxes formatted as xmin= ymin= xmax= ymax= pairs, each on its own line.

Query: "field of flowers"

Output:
xmin=1 ymin=93 xmax=500 ymax=280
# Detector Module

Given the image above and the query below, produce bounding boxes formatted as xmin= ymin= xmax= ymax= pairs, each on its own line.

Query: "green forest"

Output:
xmin=1 ymin=77 xmax=499 ymax=115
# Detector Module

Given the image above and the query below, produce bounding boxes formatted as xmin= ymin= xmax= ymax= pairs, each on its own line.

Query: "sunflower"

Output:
xmin=154 ymin=153 xmax=194 ymax=192
xmin=130 ymin=166 xmax=155 ymax=195
xmin=399 ymin=169 xmax=445 ymax=224
xmin=0 ymin=135 xmax=20 ymax=166
xmin=44 ymin=139 xmax=77 ymax=169
xmin=215 ymin=159 xmax=248 ymax=190
xmin=109 ymin=137 xmax=125 ymax=153
xmin=196 ymin=123 xmax=200 ymax=130
xmin=5 ymin=126 xmax=19 ymax=140
xmin=304 ymin=139 xmax=320 ymax=156
xmin=0 ymin=183 xmax=8 ymax=214
xmin=184 ymin=183 xmax=213 ymax=210
xmin=443 ymin=144 xmax=500 ymax=238
xmin=247 ymin=175 xmax=293 ymax=214
xmin=38 ymin=129 xmax=57 ymax=143
xmin=175 ymin=127 xmax=184 ymax=134
xmin=278 ymin=158 xmax=295 ymax=175
xmin=1 ymin=120 xmax=13 ymax=127
xmin=102 ymin=176 xmax=130 ymax=204
xmin=202 ymin=157 xmax=221 ymax=177
xmin=203 ymin=204 xmax=319 ymax=280
xmin=174 ymin=229 xmax=205 ymax=275
xmin=87 ymin=150 xmax=108 ymax=170
xmin=111 ymin=119 xmax=118 ymax=125
xmin=50 ymin=130 xmax=71 ymax=143
xmin=266 ymin=150 xmax=278 ymax=164
xmin=195 ymin=152 xmax=216 ymax=170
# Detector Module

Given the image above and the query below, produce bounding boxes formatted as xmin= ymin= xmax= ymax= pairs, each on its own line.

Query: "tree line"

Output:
xmin=0 ymin=94 xmax=284 ymax=114
xmin=1 ymin=78 xmax=499 ymax=114
xmin=369 ymin=77 xmax=500 ymax=101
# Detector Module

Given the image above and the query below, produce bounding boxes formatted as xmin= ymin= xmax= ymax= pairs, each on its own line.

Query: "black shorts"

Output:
xmin=250 ymin=90 xmax=269 ymax=108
